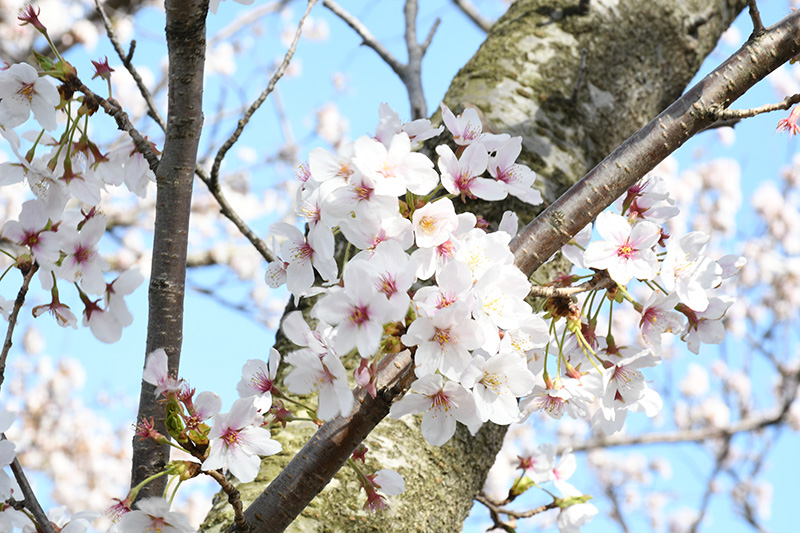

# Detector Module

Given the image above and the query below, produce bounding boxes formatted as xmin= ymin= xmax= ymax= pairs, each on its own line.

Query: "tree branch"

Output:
xmin=0 ymin=264 xmax=38 ymax=392
xmin=450 ymin=0 xmax=493 ymax=32
xmin=130 ymin=0 xmax=208 ymax=499
xmin=208 ymin=0 xmax=318 ymax=186
xmin=509 ymin=10 xmax=800 ymax=277
xmin=94 ymin=0 xmax=167 ymax=131
xmin=239 ymin=349 xmax=415 ymax=532
xmin=5 ymin=438 xmax=54 ymax=533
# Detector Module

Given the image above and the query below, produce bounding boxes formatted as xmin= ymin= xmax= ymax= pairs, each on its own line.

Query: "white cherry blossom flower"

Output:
xmin=412 ymin=197 xmax=459 ymax=249
xmin=237 ymin=348 xmax=281 ymax=412
xmin=660 ymin=231 xmax=722 ymax=312
xmin=271 ymin=221 xmax=337 ymax=297
xmin=284 ymin=350 xmax=354 ymax=420
xmin=402 ymin=302 xmax=483 ymax=379
xmin=487 ymin=137 xmax=542 ymax=204
xmin=460 ymin=352 xmax=536 ymax=424
xmin=203 ymin=398 xmax=281 ymax=482
xmin=117 ymin=497 xmax=193 ymax=533
xmin=583 ymin=212 xmax=660 ymax=284
xmin=389 ymin=373 xmax=481 ymax=446
xmin=682 ymin=296 xmax=734 ymax=354
xmin=437 ymin=143 xmax=505 ymax=200
xmin=440 ymin=103 xmax=483 ymax=145
xmin=0 ymin=63 xmax=60 ymax=131
xmin=142 ymin=348 xmax=183 ymax=397
xmin=353 ymin=133 xmax=438 ymax=196
xmin=314 ymin=260 xmax=395 ymax=357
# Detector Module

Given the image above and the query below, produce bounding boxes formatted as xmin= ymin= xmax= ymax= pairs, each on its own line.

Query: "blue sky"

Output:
xmin=2 ymin=1 xmax=799 ymax=531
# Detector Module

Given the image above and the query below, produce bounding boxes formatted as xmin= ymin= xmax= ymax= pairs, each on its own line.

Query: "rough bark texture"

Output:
xmin=200 ymin=0 xmax=746 ymax=530
xmin=130 ymin=0 xmax=208 ymax=498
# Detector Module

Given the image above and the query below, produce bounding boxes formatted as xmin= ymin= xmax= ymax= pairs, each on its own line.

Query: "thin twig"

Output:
xmin=0 ymin=264 xmax=38 ymax=392
xmin=450 ymin=0 xmax=493 ymax=32
xmin=711 ymin=92 xmax=800 ymax=121
xmin=202 ymin=469 xmax=246 ymax=530
xmin=209 ymin=0 xmax=318 ymax=186
xmin=747 ymin=0 xmax=765 ymax=36
xmin=421 ymin=18 xmax=441 ymax=53
xmin=476 ymin=492 xmax=558 ymax=519
xmin=94 ymin=0 xmax=167 ymax=131
xmin=570 ymin=49 xmax=588 ymax=105
xmin=76 ymin=81 xmax=160 ymax=171
xmin=603 ymin=484 xmax=631 ymax=533
xmin=6 ymin=442 xmax=55 ymax=533
xmin=323 ymin=0 xmax=404 ymax=75
xmin=689 ymin=437 xmax=732 ymax=533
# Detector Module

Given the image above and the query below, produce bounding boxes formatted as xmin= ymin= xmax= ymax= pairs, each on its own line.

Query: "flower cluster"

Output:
xmin=0 ymin=51 xmax=148 ymax=343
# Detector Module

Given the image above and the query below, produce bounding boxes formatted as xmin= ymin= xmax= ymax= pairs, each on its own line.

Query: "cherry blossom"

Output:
xmin=440 ymin=103 xmax=483 ymax=145
xmin=437 ymin=143 xmax=505 ymax=201
xmin=237 ymin=348 xmax=281 ymax=412
xmin=353 ymin=133 xmax=438 ymax=196
xmin=460 ymin=352 xmax=536 ymax=424
xmin=142 ymin=348 xmax=183 ymax=397
xmin=0 ymin=63 xmax=60 ymax=131
xmin=284 ymin=350 xmax=354 ymax=420
xmin=583 ymin=211 xmax=660 ymax=284
xmin=202 ymin=397 xmax=281 ymax=482
xmin=487 ymin=136 xmax=542 ymax=204
xmin=389 ymin=374 xmax=481 ymax=446
xmin=117 ymin=497 xmax=194 ymax=533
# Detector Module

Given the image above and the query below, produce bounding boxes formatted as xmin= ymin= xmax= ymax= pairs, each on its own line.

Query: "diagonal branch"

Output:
xmin=509 ymin=11 xmax=800 ymax=276
xmin=0 ymin=264 xmax=37 ymax=392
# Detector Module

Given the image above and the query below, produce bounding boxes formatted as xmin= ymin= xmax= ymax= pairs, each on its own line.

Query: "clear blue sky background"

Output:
xmin=2 ymin=1 xmax=798 ymax=531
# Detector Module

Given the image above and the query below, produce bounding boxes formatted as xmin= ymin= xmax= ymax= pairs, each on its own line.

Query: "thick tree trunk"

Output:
xmin=200 ymin=0 xmax=746 ymax=530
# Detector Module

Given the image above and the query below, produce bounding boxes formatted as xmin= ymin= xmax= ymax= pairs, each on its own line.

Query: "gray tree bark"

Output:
xmin=199 ymin=0 xmax=748 ymax=531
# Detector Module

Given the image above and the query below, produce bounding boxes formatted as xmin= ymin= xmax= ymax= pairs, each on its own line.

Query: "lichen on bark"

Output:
xmin=200 ymin=0 xmax=747 ymax=531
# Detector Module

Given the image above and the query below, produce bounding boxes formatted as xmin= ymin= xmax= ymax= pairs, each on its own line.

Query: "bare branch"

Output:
xmin=450 ymin=0 xmax=493 ymax=32
xmin=689 ymin=438 xmax=732 ymax=533
xmin=402 ymin=0 xmax=429 ymax=118
xmin=94 ymin=0 xmax=167 ymax=131
xmin=711 ymin=92 xmax=800 ymax=121
xmin=0 ymin=264 xmax=38 ymax=392
xmin=528 ymin=270 xmax=615 ymax=299
xmin=476 ymin=492 xmax=558 ymax=519
xmin=209 ymin=0 xmax=318 ymax=186
xmin=203 ymin=469 xmax=246 ymax=530
xmin=76 ymin=81 xmax=160 ymax=172
xmin=6 ymin=444 xmax=55 ymax=533
xmin=747 ymin=0 xmax=765 ymax=36
xmin=322 ymin=0 xmax=404 ymax=75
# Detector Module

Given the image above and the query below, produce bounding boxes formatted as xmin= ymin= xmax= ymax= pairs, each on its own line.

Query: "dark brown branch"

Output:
xmin=76 ymin=81 xmax=160 ymax=172
xmin=130 ymin=0 xmax=208 ymax=499
xmin=528 ymin=270 xmax=615 ymax=299
xmin=203 ymin=469 xmax=246 ymax=529
xmin=510 ymin=10 xmax=800 ymax=277
xmin=6 ymin=442 xmax=55 ymax=533
xmin=0 ymin=264 xmax=38 ymax=392
xmin=239 ymin=349 xmax=414 ymax=532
